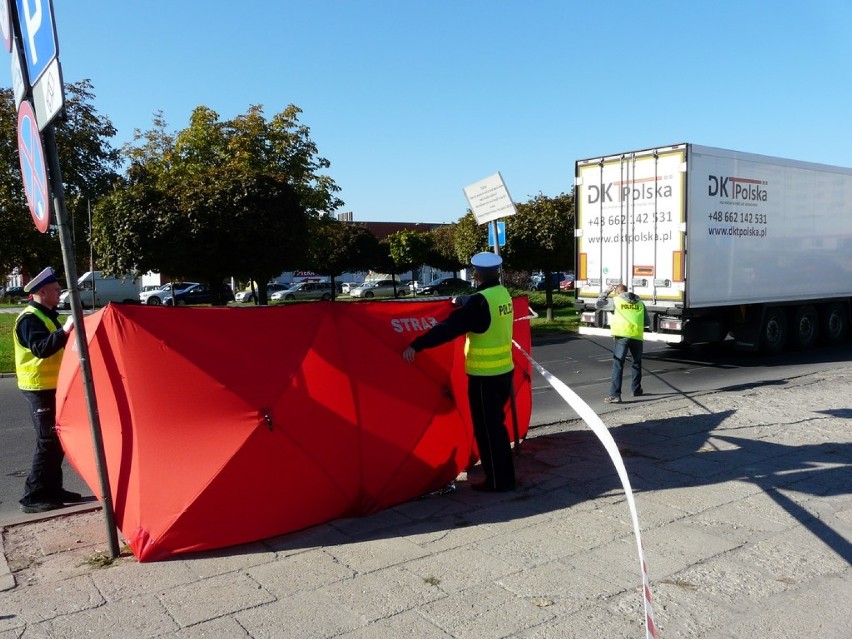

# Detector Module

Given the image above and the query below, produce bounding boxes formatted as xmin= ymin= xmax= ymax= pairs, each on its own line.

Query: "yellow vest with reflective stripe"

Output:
xmin=14 ymin=307 xmax=63 ymax=391
xmin=465 ymin=286 xmax=514 ymax=376
xmin=610 ymin=296 xmax=645 ymax=340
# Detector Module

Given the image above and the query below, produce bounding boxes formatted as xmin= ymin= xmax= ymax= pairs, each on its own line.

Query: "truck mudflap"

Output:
xmin=578 ymin=326 xmax=684 ymax=343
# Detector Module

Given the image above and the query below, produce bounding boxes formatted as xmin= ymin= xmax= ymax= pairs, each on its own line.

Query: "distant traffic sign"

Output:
xmin=17 ymin=99 xmax=51 ymax=232
xmin=488 ymin=220 xmax=506 ymax=247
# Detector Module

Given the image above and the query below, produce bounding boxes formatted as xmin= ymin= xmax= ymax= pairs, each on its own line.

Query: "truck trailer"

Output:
xmin=574 ymin=143 xmax=852 ymax=353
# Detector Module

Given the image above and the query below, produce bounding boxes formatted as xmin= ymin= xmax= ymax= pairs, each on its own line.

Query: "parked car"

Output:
xmin=416 ymin=277 xmax=472 ymax=296
xmin=270 ymin=281 xmax=334 ymax=301
xmin=234 ymin=282 xmax=290 ymax=303
xmin=559 ymin=273 xmax=576 ymax=292
xmin=163 ymin=283 xmax=235 ymax=306
xmin=140 ymin=282 xmax=197 ymax=306
xmin=349 ymin=279 xmax=406 ymax=298
xmin=3 ymin=285 xmax=26 ymax=302
xmin=529 ymin=272 xmax=566 ymax=291
xmin=339 ymin=281 xmax=366 ymax=295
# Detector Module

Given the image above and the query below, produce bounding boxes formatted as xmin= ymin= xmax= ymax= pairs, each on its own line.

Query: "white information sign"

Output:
xmin=10 ymin=38 xmax=26 ymax=106
xmin=463 ymin=172 xmax=517 ymax=225
xmin=31 ymin=55 xmax=62 ymax=130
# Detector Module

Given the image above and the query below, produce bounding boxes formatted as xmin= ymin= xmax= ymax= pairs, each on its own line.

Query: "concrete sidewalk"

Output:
xmin=1 ymin=367 xmax=850 ymax=638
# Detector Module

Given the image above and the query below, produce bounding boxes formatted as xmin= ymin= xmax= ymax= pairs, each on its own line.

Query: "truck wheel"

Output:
xmin=759 ymin=307 xmax=788 ymax=355
xmin=821 ymin=303 xmax=847 ymax=344
xmin=791 ymin=305 xmax=818 ymax=350
xmin=147 ymin=297 xmax=161 ymax=306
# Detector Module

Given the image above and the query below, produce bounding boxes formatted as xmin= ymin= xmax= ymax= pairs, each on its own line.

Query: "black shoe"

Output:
xmin=633 ymin=389 xmax=644 ymax=397
xmin=53 ymin=489 xmax=83 ymax=503
xmin=20 ymin=502 xmax=64 ymax=514
xmin=470 ymin=480 xmax=515 ymax=493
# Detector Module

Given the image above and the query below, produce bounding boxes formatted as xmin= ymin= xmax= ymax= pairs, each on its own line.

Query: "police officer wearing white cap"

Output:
xmin=403 ymin=252 xmax=516 ymax=492
xmin=13 ymin=267 xmax=81 ymax=513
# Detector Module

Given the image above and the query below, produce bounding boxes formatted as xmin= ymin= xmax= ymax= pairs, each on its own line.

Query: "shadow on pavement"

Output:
xmin=250 ymin=406 xmax=851 ymax=568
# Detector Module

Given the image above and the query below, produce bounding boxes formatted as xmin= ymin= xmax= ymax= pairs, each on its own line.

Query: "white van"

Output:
xmin=60 ymin=271 xmax=141 ymax=309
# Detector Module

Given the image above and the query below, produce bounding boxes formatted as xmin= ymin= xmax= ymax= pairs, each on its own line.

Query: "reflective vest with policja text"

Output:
xmin=465 ymin=286 xmax=514 ymax=376
xmin=13 ymin=307 xmax=64 ymax=391
xmin=610 ymin=295 xmax=645 ymax=340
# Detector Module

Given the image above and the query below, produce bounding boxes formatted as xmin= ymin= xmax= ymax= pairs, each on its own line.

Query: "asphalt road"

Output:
xmin=529 ymin=334 xmax=852 ymax=425
xmin=2 ymin=334 xmax=851 ymax=522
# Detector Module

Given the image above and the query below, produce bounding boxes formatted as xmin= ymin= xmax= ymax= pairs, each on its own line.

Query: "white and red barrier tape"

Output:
xmin=513 ymin=339 xmax=658 ymax=639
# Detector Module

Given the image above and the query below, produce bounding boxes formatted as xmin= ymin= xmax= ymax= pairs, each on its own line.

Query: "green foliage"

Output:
xmin=388 ymin=230 xmax=433 ymax=273
xmin=504 ymin=192 xmax=574 ymax=272
xmin=504 ymin=192 xmax=575 ymax=315
xmin=452 ymin=212 xmax=488 ymax=265
xmin=0 ymin=80 xmax=120 ymax=278
xmin=0 ymin=313 xmax=16 ymax=373
xmin=94 ymin=104 xmax=338 ymax=304
xmin=306 ymin=217 xmax=379 ymax=298
xmin=427 ymin=224 xmax=464 ymax=273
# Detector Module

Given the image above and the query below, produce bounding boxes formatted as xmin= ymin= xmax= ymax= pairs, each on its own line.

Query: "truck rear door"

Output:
xmin=575 ymin=145 xmax=687 ymax=319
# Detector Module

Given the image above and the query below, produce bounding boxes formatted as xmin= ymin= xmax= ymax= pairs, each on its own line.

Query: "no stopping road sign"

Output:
xmin=17 ymin=99 xmax=51 ymax=232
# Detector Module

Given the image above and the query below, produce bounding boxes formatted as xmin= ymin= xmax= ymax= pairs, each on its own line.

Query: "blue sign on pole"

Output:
xmin=488 ymin=220 xmax=506 ymax=247
xmin=15 ymin=0 xmax=57 ymax=85
xmin=17 ymin=99 xmax=51 ymax=232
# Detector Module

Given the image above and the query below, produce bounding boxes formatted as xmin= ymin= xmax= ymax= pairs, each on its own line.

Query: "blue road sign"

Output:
xmin=488 ymin=220 xmax=506 ymax=247
xmin=17 ymin=99 xmax=50 ymax=232
xmin=15 ymin=0 xmax=57 ymax=85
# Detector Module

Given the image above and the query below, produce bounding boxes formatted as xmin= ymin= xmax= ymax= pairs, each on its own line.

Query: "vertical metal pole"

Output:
xmin=491 ymin=220 xmax=504 ymax=286
xmin=491 ymin=220 xmax=501 ymax=257
xmin=88 ymin=199 xmax=95 ymax=308
xmin=43 ymin=125 xmax=120 ymax=559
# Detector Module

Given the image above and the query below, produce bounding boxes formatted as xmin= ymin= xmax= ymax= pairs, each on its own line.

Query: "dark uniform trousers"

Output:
xmin=20 ymin=389 xmax=65 ymax=506
xmin=467 ymin=370 xmax=515 ymax=490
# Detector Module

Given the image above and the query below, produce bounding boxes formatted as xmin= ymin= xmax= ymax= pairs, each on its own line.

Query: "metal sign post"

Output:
xmin=464 ymin=171 xmax=516 ymax=259
xmin=43 ymin=125 xmax=119 ymax=558
xmin=5 ymin=0 xmax=119 ymax=558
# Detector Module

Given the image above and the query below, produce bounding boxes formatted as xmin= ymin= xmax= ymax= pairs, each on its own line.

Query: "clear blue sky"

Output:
xmin=11 ymin=1 xmax=852 ymax=224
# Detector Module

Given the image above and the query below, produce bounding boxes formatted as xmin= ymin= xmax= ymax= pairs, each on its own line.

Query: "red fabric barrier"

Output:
xmin=56 ymin=297 xmax=532 ymax=561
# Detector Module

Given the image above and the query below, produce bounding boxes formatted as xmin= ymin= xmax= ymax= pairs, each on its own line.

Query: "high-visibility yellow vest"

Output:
xmin=14 ymin=307 xmax=63 ymax=391
xmin=465 ymin=286 xmax=514 ymax=376
xmin=610 ymin=296 xmax=645 ymax=340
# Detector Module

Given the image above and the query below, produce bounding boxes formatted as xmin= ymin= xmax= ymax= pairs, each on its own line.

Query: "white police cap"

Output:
xmin=24 ymin=267 xmax=58 ymax=293
xmin=470 ymin=252 xmax=502 ymax=269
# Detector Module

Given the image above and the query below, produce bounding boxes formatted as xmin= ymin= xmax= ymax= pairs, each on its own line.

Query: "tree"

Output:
xmin=505 ymin=192 xmax=574 ymax=319
xmin=388 ymin=230 xmax=433 ymax=293
xmin=427 ymin=224 xmax=465 ymax=274
xmin=94 ymin=104 xmax=339 ymax=304
xmin=305 ymin=218 xmax=379 ymax=299
xmin=0 ymin=80 xmax=120 ymax=279
xmin=453 ymin=212 xmax=488 ymax=267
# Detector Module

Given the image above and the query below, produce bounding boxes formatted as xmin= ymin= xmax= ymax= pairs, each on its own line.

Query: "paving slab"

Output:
xmin=1 ymin=365 xmax=850 ymax=638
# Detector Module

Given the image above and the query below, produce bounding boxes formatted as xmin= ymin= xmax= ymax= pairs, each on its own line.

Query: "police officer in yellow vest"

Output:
xmin=403 ymin=252 xmax=516 ymax=492
xmin=597 ymin=284 xmax=646 ymax=404
xmin=14 ymin=267 xmax=81 ymax=513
